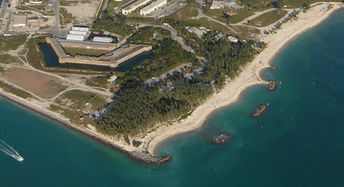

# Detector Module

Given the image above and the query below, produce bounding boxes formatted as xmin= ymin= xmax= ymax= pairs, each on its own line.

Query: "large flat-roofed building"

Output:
xmin=66 ymin=34 xmax=86 ymax=41
xmin=122 ymin=0 xmax=151 ymax=15
xmin=13 ymin=15 xmax=27 ymax=27
xmin=92 ymin=36 xmax=114 ymax=43
xmin=66 ymin=26 xmax=90 ymax=41
xmin=140 ymin=0 xmax=167 ymax=16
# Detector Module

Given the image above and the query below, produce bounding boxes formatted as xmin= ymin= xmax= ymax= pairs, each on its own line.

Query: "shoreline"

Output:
xmin=142 ymin=2 xmax=343 ymax=155
xmin=0 ymin=2 xmax=342 ymax=163
xmin=0 ymin=90 xmax=164 ymax=164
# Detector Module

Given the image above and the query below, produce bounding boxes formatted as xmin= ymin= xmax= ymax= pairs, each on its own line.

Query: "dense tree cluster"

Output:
xmin=96 ymin=31 xmax=265 ymax=136
xmin=93 ymin=12 xmax=133 ymax=36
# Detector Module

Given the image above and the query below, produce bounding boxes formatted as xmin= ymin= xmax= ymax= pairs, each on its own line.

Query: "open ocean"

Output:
xmin=0 ymin=9 xmax=344 ymax=187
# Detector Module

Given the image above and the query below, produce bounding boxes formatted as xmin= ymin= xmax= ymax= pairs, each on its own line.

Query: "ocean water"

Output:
xmin=1 ymin=9 xmax=344 ymax=187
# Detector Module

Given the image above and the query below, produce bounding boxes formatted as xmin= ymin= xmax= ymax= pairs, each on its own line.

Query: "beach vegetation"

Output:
xmin=0 ymin=81 xmax=33 ymax=99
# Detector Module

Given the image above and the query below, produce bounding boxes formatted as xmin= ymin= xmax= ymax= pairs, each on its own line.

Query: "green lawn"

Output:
xmin=248 ymin=9 xmax=288 ymax=27
xmin=229 ymin=9 xmax=255 ymax=24
xmin=64 ymin=47 xmax=109 ymax=57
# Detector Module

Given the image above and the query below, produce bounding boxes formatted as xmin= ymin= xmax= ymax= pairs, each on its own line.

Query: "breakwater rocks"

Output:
xmin=267 ymin=80 xmax=277 ymax=91
xmin=251 ymin=104 xmax=267 ymax=117
xmin=130 ymin=151 xmax=171 ymax=164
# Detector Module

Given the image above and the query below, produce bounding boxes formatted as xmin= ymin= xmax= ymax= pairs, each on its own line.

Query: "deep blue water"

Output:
xmin=1 ymin=9 xmax=344 ymax=187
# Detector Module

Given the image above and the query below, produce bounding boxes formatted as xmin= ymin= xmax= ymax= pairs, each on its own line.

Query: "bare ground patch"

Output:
xmin=5 ymin=68 xmax=67 ymax=99
xmin=62 ymin=0 xmax=101 ymax=24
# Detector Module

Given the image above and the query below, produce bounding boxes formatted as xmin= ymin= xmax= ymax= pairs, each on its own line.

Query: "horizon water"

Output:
xmin=1 ymin=9 xmax=344 ymax=187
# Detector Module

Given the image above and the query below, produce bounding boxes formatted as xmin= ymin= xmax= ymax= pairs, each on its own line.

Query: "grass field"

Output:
xmin=248 ymin=9 xmax=288 ymax=27
xmin=56 ymin=90 xmax=107 ymax=111
xmin=0 ymin=36 xmax=27 ymax=51
xmin=170 ymin=0 xmax=199 ymax=19
xmin=0 ymin=81 xmax=33 ymax=99
xmin=85 ymin=76 xmax=109 ymax=89
xmin=0 ymin=54 xmax=22 ymax=64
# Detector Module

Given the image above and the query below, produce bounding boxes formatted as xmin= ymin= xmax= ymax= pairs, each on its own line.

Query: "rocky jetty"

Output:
xmin=211 ymin=133 xmax=231 ymax=144
xmin=267 ymin=80 xmax=277 ymax=91
xmin=130 ymin=151 xmax=171 ymax=164
xmin=251 ymin=104 xmax=267 ymax=117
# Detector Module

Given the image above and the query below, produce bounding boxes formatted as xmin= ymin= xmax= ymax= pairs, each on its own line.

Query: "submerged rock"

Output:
xmin=251 ymin=104 xmax=267 ymax=117
xmin=211 ymin=133 xmax=231 ymax=144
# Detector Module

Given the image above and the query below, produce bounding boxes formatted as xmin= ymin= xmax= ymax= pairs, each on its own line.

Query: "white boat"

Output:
xmin=12 ymin=154 xmax=24 ymax=162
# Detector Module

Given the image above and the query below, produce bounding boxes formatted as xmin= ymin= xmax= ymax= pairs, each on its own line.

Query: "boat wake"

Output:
xmin=0 ymin=139 xmax=24 ymax=162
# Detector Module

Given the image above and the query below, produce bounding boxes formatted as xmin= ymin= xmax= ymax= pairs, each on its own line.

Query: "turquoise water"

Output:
xmin=1 ymin=10 xmax=344 ymax=187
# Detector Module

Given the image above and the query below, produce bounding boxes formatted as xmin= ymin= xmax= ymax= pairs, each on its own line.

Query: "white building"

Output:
xmin=66 ymin=26 xmax=90 ymax=41
xmin=122 ymin=0 xmax=151 ymax=15
xmin=13 ymin=15 xmax=27 ymax=27
xmin=92 ymin=36 xmax=113 ymax=43
xmin=66 ymin=34 xmax=85 ymax=41
xmin=140 ymin=0 xmax=167 ymax=16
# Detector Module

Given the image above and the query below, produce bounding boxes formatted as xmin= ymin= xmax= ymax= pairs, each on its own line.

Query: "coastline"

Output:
xmin=0 ymin=2 xmax=342 ymax=163
xmin=142 ymin=2 xmax=344 ymax=155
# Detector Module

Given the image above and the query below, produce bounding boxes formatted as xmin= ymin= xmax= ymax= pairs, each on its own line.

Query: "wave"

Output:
xmin=0 ymin=139 xmax=24 ymax=162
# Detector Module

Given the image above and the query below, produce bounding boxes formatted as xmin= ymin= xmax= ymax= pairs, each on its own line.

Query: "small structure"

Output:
xmin=224 ymin=9 xmax=237 ymax=16
xmin=227 ymin=36 xmax=238 ymax=43
xmin=92 ymin=36 xmax=114 ymax=43
xmin=215 ymin=33 xmax=224 ymax=41
xmin=140 ymin=0 xmax=167 ymax=16
xmin=122 ymin=0 xmax=151 ymax=15
xmin=13 ymin=15 xmax=27 ymax=27
xmin=210 ymin=0 xmax=242 ymax=10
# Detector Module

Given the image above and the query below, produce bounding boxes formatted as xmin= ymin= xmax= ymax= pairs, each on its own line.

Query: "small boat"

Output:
xmin=211 ymin=133 xmax=231 ymax=144
xmin=12 ymin=154 xmax=24 ymax=162
xmin=251 ymin=104 xmax=267 ymax=117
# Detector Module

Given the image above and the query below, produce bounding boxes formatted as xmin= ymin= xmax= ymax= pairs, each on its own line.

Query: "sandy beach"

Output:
xmin=142 ymin=2 xmax=344 ymax=155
